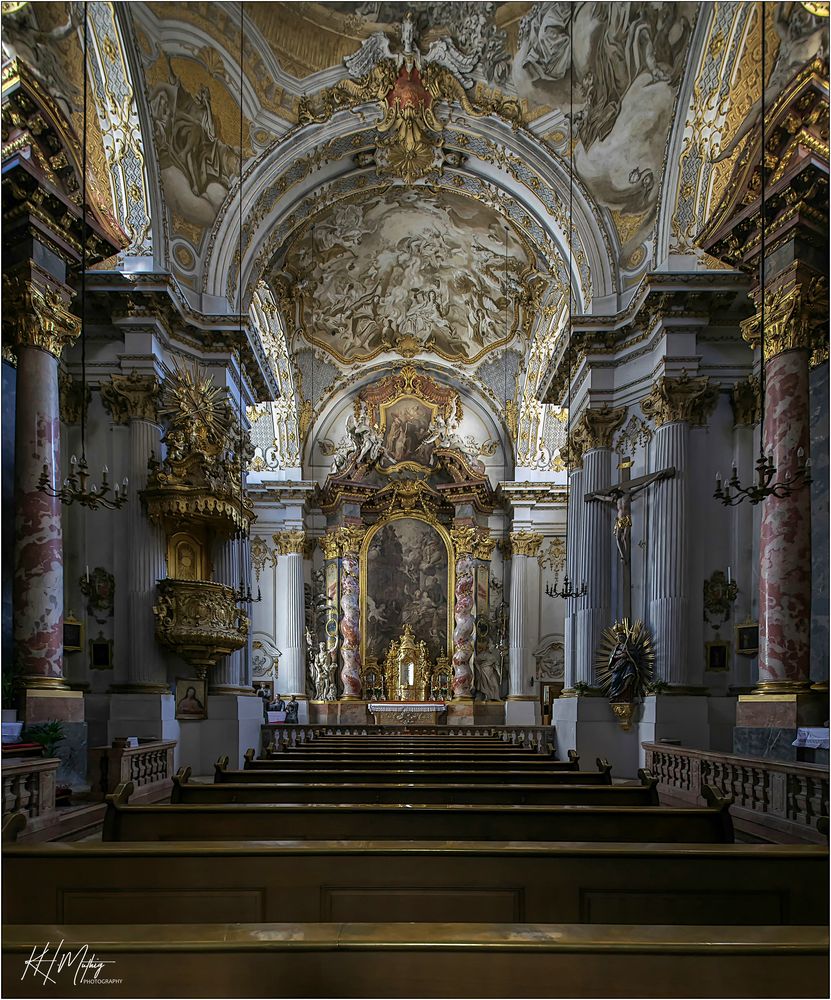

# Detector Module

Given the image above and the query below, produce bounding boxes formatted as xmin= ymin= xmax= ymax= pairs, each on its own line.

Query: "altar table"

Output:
xmin=368 ymin=703 xmax=447 ymax=725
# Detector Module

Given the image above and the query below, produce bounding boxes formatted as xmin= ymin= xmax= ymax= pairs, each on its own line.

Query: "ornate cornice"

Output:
xmin=100 ymin=372 xmax=161 ymax=424
xmin=499 ymin=481 xmax=566 ymax=507
xmin=539 ymin=273 xmax=750 ymax=406
xmin=740 ymin=267 xmax=828 ymax=364
xmin=730 ymin=375 xmax=761 ymax=428
xmin=641 ymin=373 xmax=719 ymax=428
xmin=509 ymin=530 xmax=544 ymax=558
xmin=273 ymin=529 xmax=306 ymax=555
xmin=2 ymin=270 xmax=79 ymax=360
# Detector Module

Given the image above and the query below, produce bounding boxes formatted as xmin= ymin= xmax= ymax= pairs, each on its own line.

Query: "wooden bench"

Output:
xmin=249 ymin=751 xmax=580 ymax=770
xmin=5 ymin=838 xmax=826 ymax=927
xmin=174 ymin=766 xmax=659 ymax=807
xmin=3 ymin=921 xmax=826 ymax=998
xmin=217 ymin=757 xmax=614 ymax=786
xmin=101 ymin=782 xmax=734 ymax=843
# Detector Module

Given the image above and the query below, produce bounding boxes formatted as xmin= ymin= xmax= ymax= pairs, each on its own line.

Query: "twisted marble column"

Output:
xmin=508 ymin=531 xmax=543 ymax=698
xmin=9 ymin=275 xmax=78 ymax=688
xmin=337 ymin=527 xmax=364 ymax=699
xmin=274 ymin=530 xmax=307 ymax=697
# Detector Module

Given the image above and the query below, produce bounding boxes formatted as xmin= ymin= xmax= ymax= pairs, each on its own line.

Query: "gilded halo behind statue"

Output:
xmin=595 ymin=618 xmax=656 ymax=730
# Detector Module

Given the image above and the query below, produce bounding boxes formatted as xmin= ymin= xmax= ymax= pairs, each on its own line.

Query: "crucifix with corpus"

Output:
xmin=585 ymin=460 xmax=675 ymax=617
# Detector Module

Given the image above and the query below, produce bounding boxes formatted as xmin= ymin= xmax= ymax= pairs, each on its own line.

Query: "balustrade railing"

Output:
xmin=262 ymin=724 xmax=556 ymax=754
xmin=642 ymin=742 xmax=829 ymax=843
xmin=88 ymin=739 xmax=177 ymax=803
xmin=2 ymin=757 xmax=58 ymax=820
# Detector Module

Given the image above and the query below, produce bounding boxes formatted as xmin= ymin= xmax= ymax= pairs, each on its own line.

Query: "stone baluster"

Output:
xmin=570 ymin=406 xmax=625 ymax=686
xmin=508 ymin=531 xmax=543 ymax=700
xmin=273 ymin=530 xmax=307 ymax=698
xmin=101 ymin=372 xmax=167 ymax=692
xmin=642 ymin=374 xmax=718 ymax=687
xmin=6 ymin=272 xmax=79 ymax=697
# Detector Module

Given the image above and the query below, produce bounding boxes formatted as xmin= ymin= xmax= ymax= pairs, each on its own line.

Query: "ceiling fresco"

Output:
xmin=277 ymin=187 xmax=537 ymax=365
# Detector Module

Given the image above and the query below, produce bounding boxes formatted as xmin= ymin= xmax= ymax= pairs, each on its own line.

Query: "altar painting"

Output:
xmin=379 ymin=396 xmax=436 ymax=471
xmin=363 ymin=517 xmax=450 ymax=663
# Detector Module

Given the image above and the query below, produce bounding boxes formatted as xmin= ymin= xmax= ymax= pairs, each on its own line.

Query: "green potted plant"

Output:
xmin=24 ymin=721 xmax=65 ymax=759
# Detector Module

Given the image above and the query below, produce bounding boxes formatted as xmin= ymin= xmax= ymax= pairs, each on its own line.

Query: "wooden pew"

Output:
xmin=5 ymin=921 xmax=826 ymax=998
xmin=5 ymin=836 xmax=826 ymax=927
xmin=217 ymin=756 xmax=614 ymax=786
xmin=174 ymin=766 xmax=659 ymax=807
xmin=248 ymin=753 xmax=580 ymax=770
xmin=102 ymin=781 xmax=734 ymax=843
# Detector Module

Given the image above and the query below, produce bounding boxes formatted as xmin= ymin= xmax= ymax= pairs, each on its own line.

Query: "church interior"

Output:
xmin=1 ymin=1 xmax=829 ymax=996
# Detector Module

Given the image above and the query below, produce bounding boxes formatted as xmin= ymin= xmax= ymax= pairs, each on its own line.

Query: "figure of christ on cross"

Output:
xmin=585 ymin=463 xmax=676 ymax=564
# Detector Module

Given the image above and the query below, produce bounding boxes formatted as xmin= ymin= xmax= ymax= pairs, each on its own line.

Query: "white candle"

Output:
xmin=727 ymin=566 xmax=732 ymax=585
xmin=85 ymin=565 xmax=90 ymax=583
xmin=408 ymin=664 xmax=414 ymax=686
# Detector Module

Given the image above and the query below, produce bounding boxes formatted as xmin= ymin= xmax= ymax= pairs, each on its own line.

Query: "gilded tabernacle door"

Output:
xmin=361 ymin=514 xmax=453 ymax=665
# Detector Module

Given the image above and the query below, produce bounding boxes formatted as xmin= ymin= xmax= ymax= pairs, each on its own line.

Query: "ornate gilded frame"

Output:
xmin=359 ymin=510 xmax=454 ymax=667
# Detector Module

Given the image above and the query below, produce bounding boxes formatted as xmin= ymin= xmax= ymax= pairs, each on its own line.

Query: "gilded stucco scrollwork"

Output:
xmin=100 ymin=372 xmax=161 ymax=425
xmin=740 ymin=271 xmax=829 ymax=363
xmin=730 ymin=375 xmax=761 ymax=427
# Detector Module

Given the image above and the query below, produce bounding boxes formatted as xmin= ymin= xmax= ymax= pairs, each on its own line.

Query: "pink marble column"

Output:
xmin=452 ymin=552 xmax=475 ymax=698
xmin=13 ymin=345 xmax=64 ymax=687
xmin=339 ymin=549 xmax=363 ymax=699
xmin=758 ymin=349 xmax=811 ymax=688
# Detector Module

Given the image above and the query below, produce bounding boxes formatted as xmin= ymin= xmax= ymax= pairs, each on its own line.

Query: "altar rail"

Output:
xmin=262 ymin=725 xmax=555 ymax=754
xmin=87 ymin=739 xmax=176 ymax=804
xmin=642 ymin=742 xmax=829 ymax=844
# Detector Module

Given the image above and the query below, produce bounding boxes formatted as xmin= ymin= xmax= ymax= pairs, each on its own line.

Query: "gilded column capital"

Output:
xmin=450 ymin=524 xmax=477 ymax=556
xmin=321 ymin=532 xmax=341 ymax=560
xmin=509 ymin=530 xmax=544 ymax=558
xmin=100 ymin=372 xmax=161 ymax=424
xmin=571 ymin=404 xmax=627 ymax=454
xmin=741 ymin=272 xmax=828 ymax=365
xmin=273 ymin=529 xmax=306 ymax=555
xmin=2 ymin=273 xmax=79 ymax=360
xmin=58 ymin=369 xmax=90 ymax=424
xmin=473 ymin=531 xmax=495 ymax=561
xmin=641 ymin=373 xmax=718 ymax=428
xmin=730 ymin=375 xmax=761 ymax=428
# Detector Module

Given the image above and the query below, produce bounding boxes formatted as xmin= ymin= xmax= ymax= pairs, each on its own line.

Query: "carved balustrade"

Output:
xmin=642 ymin=742 xmax=828 ymax=843
xmin=1 ymin=757 xmax=58 ymax=820
xmin=262 ymin=724 xmax=556 ymax=754
xmin=88 ymin=739 xmax=177 ymax=803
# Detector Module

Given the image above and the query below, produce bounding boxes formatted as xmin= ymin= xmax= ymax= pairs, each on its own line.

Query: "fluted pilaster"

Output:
xmin=210 ymin=537 xmax=244 ymax=691
xmin=647 ymin=421 xmax=689 ymax=685
xmin=574 ymin=449 xmax=612 ymax=685
xmin=563 ymin=467 xmax=583 ymax=690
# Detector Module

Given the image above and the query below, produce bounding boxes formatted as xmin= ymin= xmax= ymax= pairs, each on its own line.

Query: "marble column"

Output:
xmin=563 ymin=467 xmax=584 ymax=691
xmin=9 ymin=275 xmax=79 ymax=694
xmin=337 ymin=526 xmax=364 ymax=699
xmin=101 ymin=373 xmax=168 ymax=692
xmin=642 ymin=375 xmax=717 ymax=687
xmin=757 ymin=349 xmax=812 ymax=689
xmin=450 ymin=526 xmax=476 ymax=699
xmin=274 ymin=530 xmax=307 ymax=698
xmin=508 ymin=531 xmax=543 ymax=698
